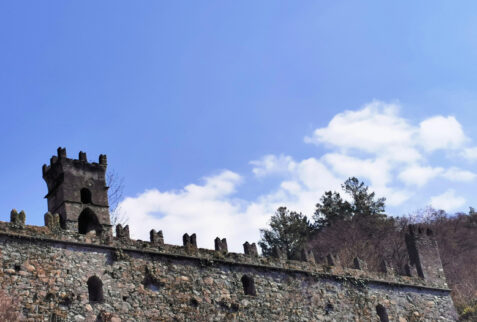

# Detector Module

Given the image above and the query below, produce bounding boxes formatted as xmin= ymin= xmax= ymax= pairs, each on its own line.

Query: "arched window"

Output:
xmin=376 ymin=304 xmax=389 ymax=322
xmin=78 ymin=208 xmax=101 ymax=235
xmin=241 ymin=275 xmax=256 ymax=296
xmin=143 ymin=270 xmax=164 ymax=292
xmin=81 ymin=188 xmax=92 ymax=204
xmin=87 ymin=276 xmax=104 ymax=302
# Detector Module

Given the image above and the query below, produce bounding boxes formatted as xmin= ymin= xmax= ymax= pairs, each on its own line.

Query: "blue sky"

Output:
xmin=1 ymin=1 xmax=477 ymax=251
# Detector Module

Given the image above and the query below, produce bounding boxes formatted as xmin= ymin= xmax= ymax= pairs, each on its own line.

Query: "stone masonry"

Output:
xmin=0 ymin=148 xmax=458 ymax=321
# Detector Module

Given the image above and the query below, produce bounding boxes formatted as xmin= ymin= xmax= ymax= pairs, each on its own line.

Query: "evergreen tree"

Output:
xmin=314 ymin=177 xmax=386 ymax=227
xmin=259 ymin=207 xmax=314 ymax=259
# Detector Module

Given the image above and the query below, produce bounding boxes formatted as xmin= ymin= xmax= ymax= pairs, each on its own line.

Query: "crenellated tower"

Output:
xmin=405 ymin=225 xmax=447 ymax=288
xmin=42 ymin=147 xmax=111 ymax=234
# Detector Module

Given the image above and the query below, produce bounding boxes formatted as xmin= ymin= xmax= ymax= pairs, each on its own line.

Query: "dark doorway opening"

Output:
xmin=376 ymin=304 xmax=389 ymax=322
xmin=87 ymin=276 xmax=104 ymax=302
xmin=241 ymin=275 xmax=256 ymax=296
xmin=59 ymin=213 xmax=66 ymax=229
xmin=78 ymin=208 xmax=101 ymax=235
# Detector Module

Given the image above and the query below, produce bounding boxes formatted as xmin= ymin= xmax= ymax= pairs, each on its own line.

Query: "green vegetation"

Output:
xmin=314 ymin=177 xmax=386 ymax=227
xmin=258 ymin=207 xmax=314 ymax=260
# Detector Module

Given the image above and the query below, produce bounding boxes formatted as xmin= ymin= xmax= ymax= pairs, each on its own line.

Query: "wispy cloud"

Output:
xmin=118 ymin=171 xmax=272 ymax=252
xmin=430 ymin=189 xmax=466 ymax=212
xmin=398 ymin=165 xmax=444 ymax=187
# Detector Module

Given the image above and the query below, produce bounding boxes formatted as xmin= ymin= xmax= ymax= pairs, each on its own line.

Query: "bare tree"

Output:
xmin=107 ymin=169 xmax=127 ymax=226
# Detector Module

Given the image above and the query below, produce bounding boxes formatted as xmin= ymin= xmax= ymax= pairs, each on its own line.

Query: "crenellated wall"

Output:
xmin=0 ymin=148 xmax=457 ymax=321
xmin=0 ymin=211 xmax=458 ymax=321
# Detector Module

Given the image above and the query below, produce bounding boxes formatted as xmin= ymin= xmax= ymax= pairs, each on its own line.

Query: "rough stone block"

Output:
xmin=78 ymin=151 xmax=87 ymax=162
xmin=57 ymin=147 xmax=67 ymax=159
xmin=150 ymin=229 xmax=164 ymax=246
xmin=10 ymin=209 xmax=25 ymax=227
xmin=379 ymin=259 xmax=392 ymax=274
xmin=44 ymin=212 xmax=61 ymax=231
xmin=214 ymin=237 xmax=228 ymax=254
xmin=183 ymin=233 xmax=197 ymax=250
xmin=243 ymin=242 xmax=258 ymax=257
xmin=116 ymin=225 xmax=130 ymax=241
xmin=353 ymin=257 xmax=367 ymax=270
xmin=271 ymin=246 xmax=287 ymax=260
xmin=300 ymin=249 xmax=315 ymax=264
xmin=326 ymin=254 xmax=340 ymax=266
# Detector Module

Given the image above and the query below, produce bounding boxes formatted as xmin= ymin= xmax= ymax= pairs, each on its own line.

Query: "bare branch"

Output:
xmin=106 ymin=169 xmax=127 ymax=226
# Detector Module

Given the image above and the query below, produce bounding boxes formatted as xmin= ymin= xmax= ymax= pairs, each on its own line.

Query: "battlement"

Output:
xmin=42 ymin=148 xmax=110 ymax=233
xmin=42 ymin=147 xmax=107 ymax=178
xmin=0 ymin=212 xmax=456 ymax=321
xmin=0 ymin=209 xmax=450 ymax=292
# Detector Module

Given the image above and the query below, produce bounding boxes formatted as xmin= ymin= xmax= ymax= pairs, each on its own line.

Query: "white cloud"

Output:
xmin=251 ymin=155 xmax=296 ymax=177
xmin=118 ymin=156 xmax=345 ymax=253
xmin=462 ymin=147 xmax=477 ymax=161
xmin=442 ymin=167 xmax=477 ymax=182
xmin=429 ymin=189 xmax=466 ymax=212
xmin=295 ymin=157 xmax=341 ymax=191
xmin=418 ymin=116 xmax=467 ymax=152
xmin=398 ymin=165 xmax=444 ymax=187
xmin=320 ymin=153 xmax=411 ymax=206
xmin=373 ymin=187 xmax=411 ymax=207
xmin=398 ymin=165 xmax=476 ymax=187
xmin=322 ymin=153 xmax=392 ymax=187
xmin=118 ymin=171 xmax=271 ymax=252
xmin=118 ymin=100 xmax=477 ymax=253
xmin=305 ymin=100 xmax=421 ymax=164
xmin=250 ymin=156 xmax=343 ymax=216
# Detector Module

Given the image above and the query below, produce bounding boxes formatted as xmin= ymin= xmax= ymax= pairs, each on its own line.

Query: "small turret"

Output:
xmin=243 ymin=242 xmax=258 ymax=257
xmin=214 ymin=237 xmax=228 ymax=254
xmin=405 ymin=225 xmax=447 ymax=287
xmin=42 ymin=148 xmax=111 ymax=235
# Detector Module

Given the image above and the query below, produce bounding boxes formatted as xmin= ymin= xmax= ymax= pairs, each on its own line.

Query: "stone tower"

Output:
xmin=42 ymin=147 xmax=111 ymax=234
xmin=405 ymin=225 xmax=447 ymax=287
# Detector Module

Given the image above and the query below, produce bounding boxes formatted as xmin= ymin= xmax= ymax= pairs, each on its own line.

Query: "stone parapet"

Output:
xmin=0 ymin=220 xmax=450 ymax=291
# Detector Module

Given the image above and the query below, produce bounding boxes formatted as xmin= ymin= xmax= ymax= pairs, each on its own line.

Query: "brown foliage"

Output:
xmin=309 ymin=207 xmax=477 ymax=318
xmin=308 ymin=216 xmax=409 ymax=273
xmin=415 ymin=210 xmax=477 ymax=314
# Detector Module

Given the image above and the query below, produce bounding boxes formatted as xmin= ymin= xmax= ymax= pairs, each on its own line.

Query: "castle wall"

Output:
xmin=0 ymin=226 xmax=457 ymax=321
xmin=2 ymin=148 xmax=457 ymax=320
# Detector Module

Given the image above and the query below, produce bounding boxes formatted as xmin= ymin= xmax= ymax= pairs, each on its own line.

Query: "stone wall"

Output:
xmin=0 ymin=218 xmax=457 ymax=321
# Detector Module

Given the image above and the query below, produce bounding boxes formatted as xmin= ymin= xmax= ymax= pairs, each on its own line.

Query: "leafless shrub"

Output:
xmin=308 ymin=216 xmax=408 ymax=273
xmin=107 ymin=169 xmax=127 ymax=226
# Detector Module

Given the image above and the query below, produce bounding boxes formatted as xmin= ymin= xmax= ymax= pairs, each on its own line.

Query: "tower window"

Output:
xmin=143 ymin=270 xmax=164 ymax=292
xmin=78 ymin=208 xmax=101 ymax=235
xmin=81 ymin=188 xmax=92 ymax=204
xmin=59 ymin=213 xmax=66 ymax=229
xmin=241 ymin=275 xmax=256 ymax=296
xmin=87 ymin=276 xmax=104 ymax=302
xmin=376 ymin=304 xmax=389 ymax=322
